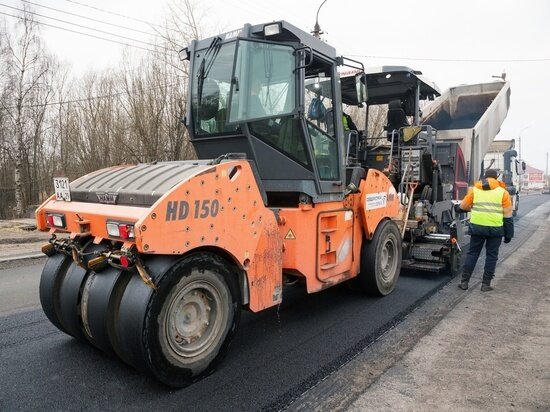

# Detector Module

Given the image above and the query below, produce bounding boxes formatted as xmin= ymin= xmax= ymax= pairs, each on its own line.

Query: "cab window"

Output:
xmin=305 ymin=57 xmax=339 ymax=181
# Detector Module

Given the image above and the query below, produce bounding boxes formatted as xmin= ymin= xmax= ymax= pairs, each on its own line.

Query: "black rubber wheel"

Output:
xmin=513 ymin=195 xmax=519 ymax=217
xmin=358 ymin=220 xmax=402 ymax=296
xmin=80 ymin=267 xmax=131 ymax=355
xmin=114 ymin=256 xmax=178 ymax=371
xmin=58 ymin=262 xmax=89 ymax=341
xmin=143 ymin=253 xmax=241 ymax=387
xmin=39 ymin=254 xmax=73 ymax=334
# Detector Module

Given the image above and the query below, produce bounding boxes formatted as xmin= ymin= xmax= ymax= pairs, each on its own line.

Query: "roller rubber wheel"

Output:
xmin=113 ymin=256 xmax=177 ymax=370
xmin=80 ymin=267 xmax=131 ymax=355
xmin=57 ymin=262 xmax=91 ymax=342
xmin=143 ymin=253 xmax=241 ymax=387
xmin=358 ymin=220 xmax=402 ymax=296
xmin=39 ymin=254 xmax=73 ymax=334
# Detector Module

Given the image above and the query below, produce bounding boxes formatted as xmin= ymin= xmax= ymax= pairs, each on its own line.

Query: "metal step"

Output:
xmin=401 ymin=260 xmax=447 ymax=272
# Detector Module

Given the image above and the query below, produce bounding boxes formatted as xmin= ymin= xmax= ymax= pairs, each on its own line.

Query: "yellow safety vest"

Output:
xmin=470 ymin=186 xmax=506 ymax=227
xmin=342 ymin=115 xmax=350 ymax=131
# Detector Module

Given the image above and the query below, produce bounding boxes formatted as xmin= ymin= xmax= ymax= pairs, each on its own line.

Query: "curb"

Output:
xmin=0 ymin=253 xmax=44 ymax=263
xmin=0 ymin=254 xmax=45 ymax=270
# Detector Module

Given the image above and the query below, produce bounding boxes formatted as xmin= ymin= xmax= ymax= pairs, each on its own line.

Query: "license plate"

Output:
xmin=54 ymin=177 xmax=71 ymax=201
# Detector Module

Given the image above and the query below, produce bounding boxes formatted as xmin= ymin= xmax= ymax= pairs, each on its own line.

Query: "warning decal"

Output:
xmin=285 ymin=229 xmax=296 ymax=240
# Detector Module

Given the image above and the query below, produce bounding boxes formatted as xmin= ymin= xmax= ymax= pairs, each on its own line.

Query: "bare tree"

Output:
xmin=345 ymin=104 xmax=388 ymax=146
xmin=0 ymin=9 xmax=54 ymax=217
xmin=0 ymin=0 xmax=204 ymax=217
xmin=367 ymin=105 xmax=389 ymax=145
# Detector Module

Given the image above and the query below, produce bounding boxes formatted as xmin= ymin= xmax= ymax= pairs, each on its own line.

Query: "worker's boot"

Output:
xmin=458 ymin=271 xmax=472 ymax=290
xmin=481 ymin=272 xmax=494 ymax=292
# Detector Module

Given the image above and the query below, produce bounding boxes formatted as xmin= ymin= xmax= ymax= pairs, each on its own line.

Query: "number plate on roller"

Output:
xmin=53 ymin=177 xmax=71 ymax=201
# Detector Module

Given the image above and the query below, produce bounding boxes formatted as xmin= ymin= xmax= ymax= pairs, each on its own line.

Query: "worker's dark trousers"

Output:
xmin=463 ymin=235 xmax=502 ymax=275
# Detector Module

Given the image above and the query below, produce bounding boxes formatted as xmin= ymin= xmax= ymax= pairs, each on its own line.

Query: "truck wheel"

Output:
xmin=513 ymin=195 xmax=519 ymax=217
xmin=359 ymin=220 xmax=402 ymax=296
xmin=143 ymin=253 xmax=241 ymax=387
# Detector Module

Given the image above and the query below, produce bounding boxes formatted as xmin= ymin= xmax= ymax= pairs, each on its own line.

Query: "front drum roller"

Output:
xmin=115 ymin=253 xmax=241 ymax=387
xmin=359 ymin=220 xmax=402 ymax=296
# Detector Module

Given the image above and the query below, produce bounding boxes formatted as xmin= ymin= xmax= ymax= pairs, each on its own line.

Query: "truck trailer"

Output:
xmin=421 ymin=80 xmax=511 ymax=185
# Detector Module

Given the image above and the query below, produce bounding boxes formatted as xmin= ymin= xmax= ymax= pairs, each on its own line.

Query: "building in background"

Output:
xmin=521 ymin=165 xmax=545 ymax=190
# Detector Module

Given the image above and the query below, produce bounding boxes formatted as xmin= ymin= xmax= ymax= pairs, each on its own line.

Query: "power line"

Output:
xmin=0 ymin=3 xmax=173 ymax=52
xmin=65 ymin=0 xmax=173 ymax=31
xmin=347 ymin=54 xmax=550 ymax=63
xmin=0 ymin=10 xmax=170 ymax=55
xmin=64 ymin=0 xmax=193 ymax=34
xmin=1 ymin=90 xmax=127 ymax=110
xmin=0 ymin=82 xmax=182 ymax=111
xmin=21 ymin=0 xmax=163 ymax=39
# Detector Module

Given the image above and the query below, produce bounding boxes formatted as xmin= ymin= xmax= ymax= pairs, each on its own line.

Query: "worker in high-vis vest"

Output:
xmin=455 ymin=169 xmax=514 ymax=291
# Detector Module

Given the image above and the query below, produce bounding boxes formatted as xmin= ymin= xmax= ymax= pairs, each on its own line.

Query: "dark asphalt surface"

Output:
xmin=0 ymin=194 xmax=547 ymax=412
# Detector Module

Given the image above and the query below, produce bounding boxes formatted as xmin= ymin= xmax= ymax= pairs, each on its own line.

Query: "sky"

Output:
xmin=2 ymin=0 xmax=550 ymax=171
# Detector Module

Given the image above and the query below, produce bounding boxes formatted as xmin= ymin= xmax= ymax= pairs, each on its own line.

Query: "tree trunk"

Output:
xmin=14 ymin=155 xmax=25 ymax=217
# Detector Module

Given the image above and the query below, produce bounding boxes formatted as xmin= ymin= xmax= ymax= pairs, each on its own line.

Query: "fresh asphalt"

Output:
xmin=0 ymin=194 xmax=548 ymax=412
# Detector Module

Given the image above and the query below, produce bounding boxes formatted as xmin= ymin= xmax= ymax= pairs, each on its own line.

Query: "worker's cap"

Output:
xmin=484 ymin=169 xmax=498 ymax=179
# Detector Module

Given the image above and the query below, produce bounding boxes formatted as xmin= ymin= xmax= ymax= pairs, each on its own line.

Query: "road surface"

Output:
xmin=1 ymin=194 xmax=548 ymax=411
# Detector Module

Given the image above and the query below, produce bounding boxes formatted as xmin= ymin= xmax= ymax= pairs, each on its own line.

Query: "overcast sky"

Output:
xmin=3 ymin=0 xmax=549 ymax=171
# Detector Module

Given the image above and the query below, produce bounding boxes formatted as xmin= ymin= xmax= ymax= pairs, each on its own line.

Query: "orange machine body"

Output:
xmin=36 ymin=161 xmax=400 ymax=312
xmin=277 ymin=168 xmax=399 ymax=293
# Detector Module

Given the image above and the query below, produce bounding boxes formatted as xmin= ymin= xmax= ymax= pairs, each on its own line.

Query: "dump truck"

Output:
xmin=483 ymin=139 xmax=525 ymax=215
xmin=420 ymin=80 xmax=511 ymax=186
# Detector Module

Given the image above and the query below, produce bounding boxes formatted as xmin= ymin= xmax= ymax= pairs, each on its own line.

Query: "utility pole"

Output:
xmin=546 ymin=152 xmax=549 ymax=190
xmin=312 ymin=0 xmax=328 ymax=39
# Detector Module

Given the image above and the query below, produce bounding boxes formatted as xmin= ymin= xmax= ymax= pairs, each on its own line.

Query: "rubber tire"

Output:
xmin=513 ymin=195 xmax=519 ymax=217
xmin=80 ymin=267 xmax=131 ymax=355
xmin=143 ymin=253 xmax=241 ymax=387
xmin=358 ymin=220 xmax=402 ymax=296
xmin=114 ymin=256 xmax=179 ymax=371
xmin=58 ymin=262 xmax=90 ymax=342
xmin=39 ymin=254 xmax=73 ymax=334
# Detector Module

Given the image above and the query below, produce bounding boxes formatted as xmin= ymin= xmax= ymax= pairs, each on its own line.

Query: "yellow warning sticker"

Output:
xmin=285 ymin=229 xmax=296 ymax=240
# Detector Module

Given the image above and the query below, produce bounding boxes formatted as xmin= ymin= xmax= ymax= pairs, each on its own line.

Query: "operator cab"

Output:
xmin=363 ymin=66 xmax=440 ymax=138
xmin=351 ymin=67 xmax=467 ymax=205
xmin=183 ymin=21 xmax=367 ymax=206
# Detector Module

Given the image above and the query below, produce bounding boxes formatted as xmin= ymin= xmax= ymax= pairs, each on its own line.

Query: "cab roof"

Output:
xmin=364 ymin=66 xmax=441 ymax=105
